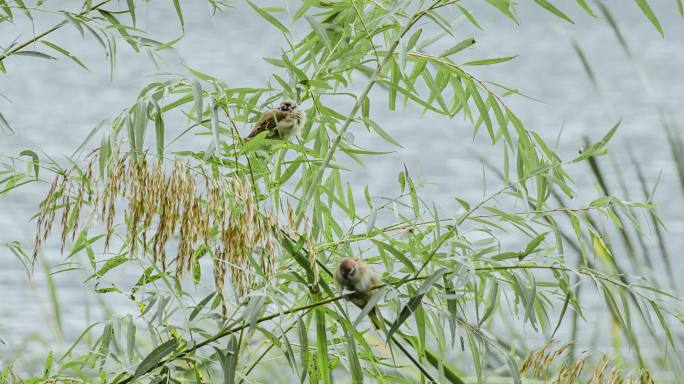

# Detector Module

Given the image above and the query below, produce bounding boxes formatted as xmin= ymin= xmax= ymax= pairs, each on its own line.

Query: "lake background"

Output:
xmin=1 ymin=0 xmax=683 ymax=372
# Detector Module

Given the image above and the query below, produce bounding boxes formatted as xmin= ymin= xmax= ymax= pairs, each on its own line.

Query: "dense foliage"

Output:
xmin=1 ymin=1 xmax=683 ymax=383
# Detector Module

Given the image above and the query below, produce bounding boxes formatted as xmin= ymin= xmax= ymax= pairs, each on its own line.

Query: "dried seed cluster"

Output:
xmin=304 ymin=217 xmax=319 ymax=289
xmin=520 ymin=340 xmax=572 ymax=379
xmin=34 ymin=153 xmax=277 ymax=300
xmin=34 ymin=163 xmax=94 ymax=264
xmin=521 ymin=340 xmax=655 ymax=384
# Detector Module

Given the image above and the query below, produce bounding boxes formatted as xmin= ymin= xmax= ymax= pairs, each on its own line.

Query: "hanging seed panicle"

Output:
xmin=33 ymin=175 xmax=61 ymax=259
xmin=195 ymin=198 xmax=209 ymax=263
xmin=72 ymin=162 xmax=93 ymax=242
xmin=167 ymin=159 xmax=184 ymax=234
xmin=521 ymin=339 xmax=564 ymax=377
xmin=204 ymin=174 xmax=221 ymax=242
xmin=212 ymin=204 xmax=230 ymax=318
xmin=103 ymin=154 xmax=125 ymax=250
xmin=607 ymin=367 xmax=621 ymax=384
xmin=589 ymin=355 xmax=609 ymax=384
xmin=84 ymin=161 xmax=94 ymax=206
xmin=151 ymin=159 xmax=184 ymax=270
xmin=127 ymin=156 xmax=148 ymax=256
xmin=518 ymin=340 xmax=658 ymax=384
xmin=45 ymin=175 xmax=64 ymax=249
xmin=205 ymin=169 xmax=222 ymax=229
xmin=59 ymin=180 xmax=73 ymax=254
xmin=213 ymin=243 xmax=227 ymax=314
xmin=141 ymin=159 xmax=164 ymax=248
xmin=222 ymin=179 xmax=246 ymax=293
xmin=211 ymin=177 xmax=273 ymax=298
xmin=151 ymin=185 xmax=169 ymax=266
xmin=638 ymin=370 xmax=655 ymax=384
xmin=35 ymin=150 xmax=279 ymax=312
xmin=545 ymin=351 xmax=654 ymax=384
xmin=553 ymin=354 xmax=587 ymax=384
xmin=305 ymin=218 xmax=319 ymax=290
xmin=35 ymin=158 xmax=99 ymax=261
xmin=176 ymin=165 xmax=200 ymax=276
xmin=522 ymin=341 xmax=593 ymax=384
xmin=262 ymin=213 xmax=276 ymax=279
xmin=586 ymin=359 xmax=655 ymax=384
xmin=286 ymin=202 xmax=296 ymax=235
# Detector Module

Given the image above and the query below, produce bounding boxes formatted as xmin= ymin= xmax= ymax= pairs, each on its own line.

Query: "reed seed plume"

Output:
xmin=521 ymin=340 xmax=655 ymax=384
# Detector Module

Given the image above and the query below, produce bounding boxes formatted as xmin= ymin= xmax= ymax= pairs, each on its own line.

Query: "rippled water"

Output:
xmin=1 ymin=1 xmax=683 ymax=367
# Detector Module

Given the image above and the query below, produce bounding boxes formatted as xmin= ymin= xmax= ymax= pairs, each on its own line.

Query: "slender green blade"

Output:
xmin=131 ymin=339 xmax=179 ymax=381
xmin=315 ymin=309 xmax=331 ymax=384
xmin=247 ymin=0 xmax=289 ymax=34
xmin=633 ymin=0 xmax=664 ymax=36
xmin=534 ymin=0 xmax=574 ymax=23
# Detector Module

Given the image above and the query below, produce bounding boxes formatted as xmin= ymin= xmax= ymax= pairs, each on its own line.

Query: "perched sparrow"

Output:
xmin=334 ymin=257 xmax=381 ymax=309
xmin=245 ymin=100 xmax=306 ymax=141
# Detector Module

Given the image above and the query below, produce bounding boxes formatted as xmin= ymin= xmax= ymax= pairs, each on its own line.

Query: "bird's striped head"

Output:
xmin=339 ymin=257 xmax=360 ymax=280
xmin=279 ymin=100 xmax=298 ymax=112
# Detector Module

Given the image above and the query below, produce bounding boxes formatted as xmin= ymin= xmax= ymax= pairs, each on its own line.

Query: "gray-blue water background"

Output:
xmin=1 ymin=0 xmax=683 ymax=370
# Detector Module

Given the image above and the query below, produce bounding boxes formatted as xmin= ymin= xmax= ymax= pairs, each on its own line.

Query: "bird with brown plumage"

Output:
xmin=245 ymin=100 xmax=306 ymax=141
xmin=334 ymin=256 xmax=381 ymax=309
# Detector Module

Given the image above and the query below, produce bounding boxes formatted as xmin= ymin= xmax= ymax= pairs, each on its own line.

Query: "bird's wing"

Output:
xmin=333 ymin=269 xmax=345 ymax=290
xmin=246 ymin=109 xmax=290 ymax=139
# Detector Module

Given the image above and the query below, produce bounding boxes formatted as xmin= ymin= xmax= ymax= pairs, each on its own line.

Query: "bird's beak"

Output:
xmin=346 ymin=265 xmax=356 ymax=279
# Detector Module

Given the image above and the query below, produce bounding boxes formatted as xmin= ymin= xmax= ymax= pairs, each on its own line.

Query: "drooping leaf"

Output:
xmin=315 ymin=309 xmax=331 ymax=384
xmin=573 ymin=121 xmax=620 ymax=162
xmin=192 ymin=79 xmax=203 ymax=126
xmin=534 ymin=0 xmax=574 ymax=23
xmin=440 ymin=37 xmax=476 ymax=58
xmin=298 ymin=315 xmax=309 ymax=382
xmin=19 ymin=149 xmax=39 ymax=179
xmin=484 ymin=0 xmax=518 ymax=23
xmin=131 ymin=339 xmax=179 ymax=381
xmin=172 ymin=0 xmax=184 ymax=29
xmin=247 ymin=0 xmax=289 ymax=34
xmin=463 ymin=56 xmax=517 ymax=66
xmin=575 ymin=0 xmax=596 ymax=17
xmin=387 ymin=268 xmax=448 ymax=341
xmin=13 ymin=51 xmax=56 ymax=60
xmin=633 ymin=0 xmax=664 ymax=36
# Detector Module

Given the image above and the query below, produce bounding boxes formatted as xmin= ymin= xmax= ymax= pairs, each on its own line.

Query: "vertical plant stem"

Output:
xmin=583 ymin=136 xmax=640 ymax=269
xmin=0 ymin=0 xmax=114 ymax=61
xmin=608 ymin=153 xmax=654 ymax=269
xmin=627 ymin=146 xmax=676 ymax=290
xmin=295 ymin=0 xmax=445 ymax=225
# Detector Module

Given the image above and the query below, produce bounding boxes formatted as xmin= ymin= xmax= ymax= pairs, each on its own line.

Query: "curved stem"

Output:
xmin=295 ymin=0 xmax=446 ymax=226
xmin=315 ymin=203 xmax=615 ymax=253
xmin=116 ymin=295 xmax=344 ymax=384
xmin=412 ymin=159 xmax=570 ymax=279
xmin=116 ymin=259 xmax=657 ymax=384
xmin=0 ymin=0 xmax=113 ymax=61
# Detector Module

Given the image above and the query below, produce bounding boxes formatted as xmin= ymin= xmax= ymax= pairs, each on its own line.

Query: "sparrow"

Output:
xmin=334 ymin=257 xmax=381 ymax=309
xmin=245 ymin=100 xmax=306 ymax=141
xmin=334 ymin=258 xmax=445 ymax=381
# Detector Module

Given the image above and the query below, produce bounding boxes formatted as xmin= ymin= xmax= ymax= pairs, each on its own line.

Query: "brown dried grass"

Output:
xmin=521 ymin=340 xmax=656 ymax=384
